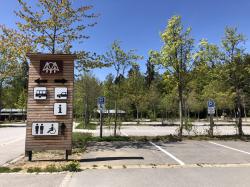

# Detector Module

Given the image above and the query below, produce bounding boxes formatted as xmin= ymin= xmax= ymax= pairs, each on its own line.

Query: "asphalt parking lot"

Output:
xmin=81 ymin=140 xmax=250 ymax=167
xmin=1 ymin=140 xmax=250 ymax=187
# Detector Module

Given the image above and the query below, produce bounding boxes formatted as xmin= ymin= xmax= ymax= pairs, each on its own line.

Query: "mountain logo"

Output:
xmin=42 ymin=62 xmax=60 ymax=74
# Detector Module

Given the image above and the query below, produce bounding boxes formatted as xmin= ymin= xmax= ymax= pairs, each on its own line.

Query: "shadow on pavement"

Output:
xmin=80 ymin=156 xmax=144 ymax=162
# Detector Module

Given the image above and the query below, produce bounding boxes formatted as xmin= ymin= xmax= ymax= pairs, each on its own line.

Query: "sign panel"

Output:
xmin=40 ymin=60 xmax=63 ymax=75
xmin=32 ymin=123 xmax=59 ymax=135
xmin=54 ymin=103 xmax=67 ymax=115
xmin=55 ymin=87 xmax=68 ymax=99
xmin=207 ymin=100 xmax=215 ymax=114
xmin=34 ymin=87 xmax=47 ymax=100
xmin=26 ymin=53 xmax=76 ymax=159
xmin=97 ymin=96 xmax=105 ymax=111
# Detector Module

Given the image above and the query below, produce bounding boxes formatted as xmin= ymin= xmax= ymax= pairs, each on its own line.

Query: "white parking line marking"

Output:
xmin=209 ymin=141 xmax=250 ymax=155
xmin=149 ymin=141 xmax=185 ymax=165
xmin=121 ymin=130 xmax=128 ymax=136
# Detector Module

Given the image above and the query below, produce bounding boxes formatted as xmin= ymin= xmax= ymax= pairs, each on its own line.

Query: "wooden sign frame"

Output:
xmin=25 ymin=53 xmax=77 ymax=161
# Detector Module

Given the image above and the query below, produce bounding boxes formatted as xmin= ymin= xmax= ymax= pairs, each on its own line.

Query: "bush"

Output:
xmin=62 ymin=161 xmax=81 ymax=172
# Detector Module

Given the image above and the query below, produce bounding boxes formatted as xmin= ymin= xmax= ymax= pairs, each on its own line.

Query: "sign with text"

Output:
xmin=32 ymin=123 xmax=59 ymax=136
xmin=40 ymin=60 xmax=63 ymax=75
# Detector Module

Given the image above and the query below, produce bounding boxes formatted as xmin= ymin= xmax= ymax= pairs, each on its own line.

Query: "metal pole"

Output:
xmin=209 ymin=114 xmax=214 ymax=136
xmin=100 ymin=109 xmax=103 ymax=138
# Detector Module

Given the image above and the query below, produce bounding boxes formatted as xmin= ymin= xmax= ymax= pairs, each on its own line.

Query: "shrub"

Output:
xmin=63 ymin=161 xmax=81 ymax=172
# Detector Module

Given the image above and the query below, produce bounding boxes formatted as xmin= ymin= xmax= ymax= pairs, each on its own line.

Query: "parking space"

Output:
xmin=82 ymin=140 xmax=250 ymax=167
xmin=82 ymin=141 xmax=177 ymax=166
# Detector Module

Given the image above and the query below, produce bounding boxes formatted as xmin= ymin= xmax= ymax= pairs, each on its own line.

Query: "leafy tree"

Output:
xmin=155 ymin=15 xmax=194 ymax=137
xmin=15 ymin=0 xmax=97 ymax=54
xmin=102 ymin=40 xmax=142 ymax=135
xmin=222 ymin=27 xmax=247 ymax=136
xmin=0 ymin=25 xmax=32 ymax=115
xmin=74 ymin=73 xmax=102 ymax=126
xmin=126 ymin=64 xmax=146 ymax=123
xmin=145 ymin=51 xmax=156 ymax=87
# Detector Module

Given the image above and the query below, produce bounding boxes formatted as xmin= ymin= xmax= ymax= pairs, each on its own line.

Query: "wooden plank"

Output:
xmin=25 ymin=53 xmax=75 ymax=154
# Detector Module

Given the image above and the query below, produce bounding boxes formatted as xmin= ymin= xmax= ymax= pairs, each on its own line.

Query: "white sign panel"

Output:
xmin=32 ymin=123 xmax=59 ymax=135
xmin=54 ymin=103 xmax=67 ymax=115
xmin=34 ymin=87 xmax=47 ymax=100
xmin=97 ymin=96 xmax=105 ymax=111
xmin=207 ymin=100 xmax=215 ymax=114
xmin=208 ymin=108 xmax=215 ymax=114
xmin=55 ymin=87 xmax=68 ymax=99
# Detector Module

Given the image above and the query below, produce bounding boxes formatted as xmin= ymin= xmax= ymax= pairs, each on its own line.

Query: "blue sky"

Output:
xmin=1 ymin=0 xmax=250 ymax=81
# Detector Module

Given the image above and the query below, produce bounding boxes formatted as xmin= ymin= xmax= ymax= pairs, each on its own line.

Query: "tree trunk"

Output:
xmin=236 ymin=89 xmax=243 ymax=136
xmin=136 ymin=106 xmax=139 ymax=125
xmin=114 ymin=101 xmax=117 ymax=136
xmin=178 ymin=97 xmax=183 ymax=137
xmin=178 ymin=81 xmax=184 ymax=137
xmin=84 ymin=100 xmax=89 ymax=128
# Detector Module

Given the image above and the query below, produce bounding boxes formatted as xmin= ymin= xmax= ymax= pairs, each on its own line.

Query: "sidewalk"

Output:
xmin=0 ymin=123 xmax=26 ymax=127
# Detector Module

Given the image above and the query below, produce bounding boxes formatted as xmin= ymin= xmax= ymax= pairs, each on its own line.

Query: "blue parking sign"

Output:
xmin=208 ymin=100 xmax=215 ymax=108
xmin=98 ymin=96 xmax=105 ymax=105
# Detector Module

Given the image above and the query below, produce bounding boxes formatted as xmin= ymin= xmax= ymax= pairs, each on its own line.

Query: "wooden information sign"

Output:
xmin=25 ymin=53 xmax=77 ymax=160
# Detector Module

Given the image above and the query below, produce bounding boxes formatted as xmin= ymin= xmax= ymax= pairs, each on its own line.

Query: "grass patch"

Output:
xmin=11 ymin=167 xmax=22 ymax=172
xmin=26 ymin=161 xmax=81 ymax=173
xmin=44 ymin=164 xmax=62 ymax=173
xmin=76 ymin=122 xmax=97 ymax=130
xmin=0 ymin=167 xmax=22 ymax=173
xmin=0 ymin=167 xmax=11 ymax=173
xmin=27 ymin=167 xmax=42 ymax=173
xmin=182 ymin=135 xmax=250 ymax=141
xmin=72 ymin=132 xmax=181 ymax=148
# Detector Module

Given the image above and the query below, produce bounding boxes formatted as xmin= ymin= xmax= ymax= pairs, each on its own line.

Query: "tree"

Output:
xmin=0 ymin=25 xmax=33 ymax=116
xmin=74 ymin=72 xmax=102 ymax=126
xmin=126 ymin=64 xmax=146 ymax=124
xmin=15 ymin=0 xmax=97 ymax=54
xmin=155 ymin=15 xmax=194 ymax=137
xmin=145 ymin=51 xmax=156 ymax=87
xmin=222 ymin=27 xmax=247 ymax=136
xmin=102 ymin=40 xmax=142 ymax=135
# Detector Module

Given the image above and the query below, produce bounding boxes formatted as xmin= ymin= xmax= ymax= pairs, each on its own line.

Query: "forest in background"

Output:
xmin=0 ymin=1 xmax=249 ymax=137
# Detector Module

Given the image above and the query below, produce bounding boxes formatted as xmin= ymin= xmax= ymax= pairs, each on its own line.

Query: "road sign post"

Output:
xmin=98 ymin=96 xmax=105 ymax=138
xmin=208 ymin=100 xmax=215 ymax=136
